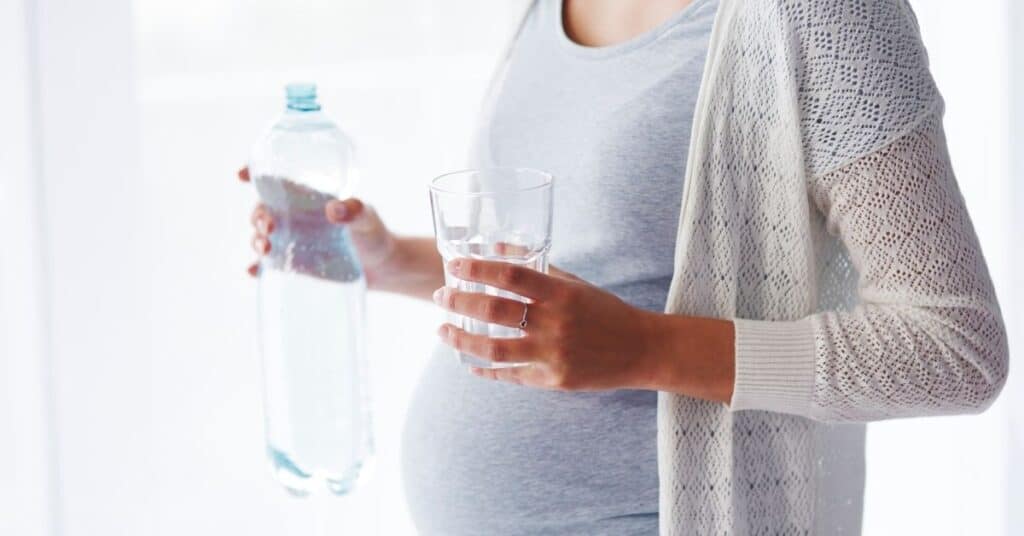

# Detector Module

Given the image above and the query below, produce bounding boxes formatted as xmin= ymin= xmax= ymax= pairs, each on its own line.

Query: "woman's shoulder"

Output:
xmin=757 ymin=0 xmax=917 ymax=26
xmin=739 ymin=0 xmax=926 ymax=47
xmin=726 ymin=0 xmax=942 ymax=176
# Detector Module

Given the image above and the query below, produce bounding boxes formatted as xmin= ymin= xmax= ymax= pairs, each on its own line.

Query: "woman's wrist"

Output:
xmin=370 ymin=236 xmax=445 ymax=300
xmin=638 ymin=312 xmax=736 ymax=404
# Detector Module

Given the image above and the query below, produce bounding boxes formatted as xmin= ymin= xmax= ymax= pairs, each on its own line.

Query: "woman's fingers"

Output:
xmin=251 ymin=233 xmax=270 ymax=255
xmin=250 ymin=204 xmax=274 ymax=234
xmin=241 ymin=167 xmax=260 ymax=276
xmin=469 ymin=366 xmax=523 ymax=385
xmin=471 ymin=364 xmax=540 ymax=383
xmin=433 ymin=287 xmax=535 ymax=328
xmin=250 ymin=207 xmax=273 ymax=238
xmin=446 ymin=258 xmax=558 ymax=301
xmin=437 ymin=324 xmax=536 ymax=364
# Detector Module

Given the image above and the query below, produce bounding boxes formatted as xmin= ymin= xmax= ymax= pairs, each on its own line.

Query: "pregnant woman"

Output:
xmin=239 ymin=0 xmax=1008 ymax=534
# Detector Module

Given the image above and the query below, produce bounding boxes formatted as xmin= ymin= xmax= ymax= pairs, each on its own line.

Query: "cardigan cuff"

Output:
xmin=729 ymin=317 xmax=817 ymax=415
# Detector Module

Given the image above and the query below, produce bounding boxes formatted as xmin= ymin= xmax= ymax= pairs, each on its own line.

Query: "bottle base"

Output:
xmin=267 ymin=446 xmax=367 ymax=497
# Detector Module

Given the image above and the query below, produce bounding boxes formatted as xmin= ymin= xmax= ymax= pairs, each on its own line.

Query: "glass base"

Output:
xmin=458 ymin=351 xmax=531 ymax=370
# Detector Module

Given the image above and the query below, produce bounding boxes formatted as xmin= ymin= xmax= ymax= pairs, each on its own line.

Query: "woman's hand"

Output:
xmin=432 ymin=258 xmax=664 ymax=391
xmin=433 ymin=258 xmax=736 ymax=400
xmin=238 ymin=166 xmax=444 ymax=300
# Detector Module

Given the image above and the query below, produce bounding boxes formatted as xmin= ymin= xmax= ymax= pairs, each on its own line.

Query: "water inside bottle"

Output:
xmin=255 ymin=175 xmax=371 ymax=496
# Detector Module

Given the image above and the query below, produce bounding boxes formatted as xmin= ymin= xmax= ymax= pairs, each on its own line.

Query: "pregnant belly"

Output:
xmin=401 ymin=344 xmax=659 ymax=536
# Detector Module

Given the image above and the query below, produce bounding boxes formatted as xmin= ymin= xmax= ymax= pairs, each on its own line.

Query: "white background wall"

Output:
xmin=862 ymin=3 xmax=1016 ymax=534
xmin=1 ymin=0 xmax=1020 ymax=534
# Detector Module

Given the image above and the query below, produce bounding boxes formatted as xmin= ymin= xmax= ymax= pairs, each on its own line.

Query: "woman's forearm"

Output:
xmin=369 ymin=236 xmax=445 ymax=301
xmin=639 ymin=312 xmax=735 ymax=404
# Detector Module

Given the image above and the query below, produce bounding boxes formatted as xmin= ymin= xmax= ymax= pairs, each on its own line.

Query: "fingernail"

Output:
xmin=329 ymin=201 xmax=347 ymax=219
xmin=432 ymin=287 xmax=445 ymax=305
xmin=437 ymin=325 xmax=450 ymax=339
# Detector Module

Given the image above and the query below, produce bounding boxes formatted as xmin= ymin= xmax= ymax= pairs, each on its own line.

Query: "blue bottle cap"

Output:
xmin=285 ymin=83 xmax=321 ymax=111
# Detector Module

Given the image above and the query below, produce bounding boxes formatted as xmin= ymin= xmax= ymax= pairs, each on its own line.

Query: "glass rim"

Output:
xmin=429 ymin=167 xmax=553 ymax=197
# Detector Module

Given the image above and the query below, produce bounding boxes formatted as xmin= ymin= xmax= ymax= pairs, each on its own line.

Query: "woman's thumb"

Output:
xmin=325 ymin=198 xmax=364 ymax=224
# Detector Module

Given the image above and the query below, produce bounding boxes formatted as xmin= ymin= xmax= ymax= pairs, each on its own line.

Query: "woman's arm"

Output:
xmin=727 ymin=113 xmax=1008 ymax=421
xmin=377 ymin=236 xmax=446 ymax=301
xmin=434 ymin=113 xmax=1008 ymax=421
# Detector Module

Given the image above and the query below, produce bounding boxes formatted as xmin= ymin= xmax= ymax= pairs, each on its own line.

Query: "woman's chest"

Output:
xmin=485 ymin=39 xmax=708 ymax=234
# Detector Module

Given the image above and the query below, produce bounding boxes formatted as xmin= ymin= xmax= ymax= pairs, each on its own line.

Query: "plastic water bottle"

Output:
xmin=248 ymin=83 xmax=372 ymax=496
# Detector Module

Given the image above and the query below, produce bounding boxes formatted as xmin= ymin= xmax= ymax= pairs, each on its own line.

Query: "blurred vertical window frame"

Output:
xmin=1008 ymin=0 xmax=1024 ymax=531
xmin=0 ymin=0 xmax=57 ymax=535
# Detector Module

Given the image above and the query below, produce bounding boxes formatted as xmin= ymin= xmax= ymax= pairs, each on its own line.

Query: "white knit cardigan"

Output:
xmin=484 ymin=1 xmax=1009 ymax=534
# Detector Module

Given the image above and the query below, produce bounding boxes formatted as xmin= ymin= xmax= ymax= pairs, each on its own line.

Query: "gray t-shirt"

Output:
xmin=402 ymin=0 xmax=717 ymax=533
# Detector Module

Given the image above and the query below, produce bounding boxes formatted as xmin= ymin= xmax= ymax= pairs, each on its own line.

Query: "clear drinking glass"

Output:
xmin=429 ymin=168 xmax=554 ymax=369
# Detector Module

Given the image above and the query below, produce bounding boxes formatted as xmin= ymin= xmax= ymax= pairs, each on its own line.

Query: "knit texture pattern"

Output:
xmin=658 ymin=0 xmax=1008 ymax=534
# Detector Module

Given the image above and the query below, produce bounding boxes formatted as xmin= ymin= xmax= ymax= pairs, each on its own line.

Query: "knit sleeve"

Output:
xmin=729 ymin=112 xmax=1009 ymax=422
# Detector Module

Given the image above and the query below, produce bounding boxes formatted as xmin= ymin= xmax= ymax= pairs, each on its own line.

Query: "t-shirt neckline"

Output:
xmin=555 ymin=0 xmax=714 ymax=59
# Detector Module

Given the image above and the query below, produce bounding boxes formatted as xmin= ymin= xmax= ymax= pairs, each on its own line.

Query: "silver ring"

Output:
xmin=519 ymin=303 xmax=529 ymax=329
